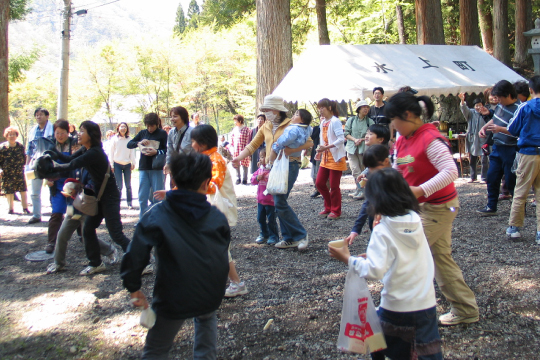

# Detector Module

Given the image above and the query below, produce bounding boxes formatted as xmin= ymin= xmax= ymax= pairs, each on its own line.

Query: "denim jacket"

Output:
xmin=271 ymin=124 xmax=311 ymax=158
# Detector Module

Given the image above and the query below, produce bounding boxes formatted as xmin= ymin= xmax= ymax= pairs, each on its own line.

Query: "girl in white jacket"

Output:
xmin=329 ymin=168 xmax=442 ymax=360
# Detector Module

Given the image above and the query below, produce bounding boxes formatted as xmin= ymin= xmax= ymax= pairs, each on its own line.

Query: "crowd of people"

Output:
xmin=1 ymin=76 xmax=539 ymax=359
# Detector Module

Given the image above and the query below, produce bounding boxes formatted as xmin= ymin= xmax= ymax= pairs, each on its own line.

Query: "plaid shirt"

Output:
xmin=231 ymin=126 xmax=251 ymax=167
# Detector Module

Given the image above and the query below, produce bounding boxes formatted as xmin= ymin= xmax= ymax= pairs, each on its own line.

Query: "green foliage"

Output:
xmin=187 ymin=0 xmax=201 ymax=29
xmin=200 ymin=0 xmax=255 ymax=29
xmin=9 ymin=0 xmax=31 ymax=21
xmin=9 ymin=47 xmax=39 ymax=83
xmin=442 ymin=0 xmax=459 ymax=45
xmin=174 ymin=2 xmax=186 ymax=35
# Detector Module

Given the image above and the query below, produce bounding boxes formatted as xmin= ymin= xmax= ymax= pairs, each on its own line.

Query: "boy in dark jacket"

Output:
xmin=121 ymin=152 xmax=230 ymax=359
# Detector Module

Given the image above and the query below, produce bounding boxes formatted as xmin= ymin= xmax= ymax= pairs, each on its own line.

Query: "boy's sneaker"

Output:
xmin=225 ymin=282 xmax=248 ymax=298
xmin=348 ymin=189 xmax=360 ymax=198
xmin=275 ymin=240 xmax=300 ymax=249
xmin=255 ymin=235 xmax=268 ymax=244
xmin=506 ymin=226 xmax=521 ymax=238
xmin=46 ymin=263 xmax=65 ymax=274
xmin=267 ymin=238 xmax=278 ymax=246
xmin=297 ymin=235 xmax=309 ymax=251
xmin=79 ymin=262 xmax=106 ymax=276
xmin=476 ymin=206 xmax=497 ymax=216
xmin=106 ymin=247 xmax=120 ymax=265
xmin=439 ymin=312 xmax=479 ymax=326
xmin=310 ymin=190 xmax=320 ymax=198
xmin=352 ymin=191 xmax=365 ymax=200
xmin=536 ymin=232 xmax=540 ymax=245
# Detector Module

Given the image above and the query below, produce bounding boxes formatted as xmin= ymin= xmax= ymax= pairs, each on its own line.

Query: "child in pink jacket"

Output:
xmin=251 ymin=148 xmax=279 ymax=245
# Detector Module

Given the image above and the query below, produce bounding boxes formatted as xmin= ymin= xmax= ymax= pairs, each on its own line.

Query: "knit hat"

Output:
xmin=260 ymin=95 xmax=289 ymax=112
xmin=355 ymin=100 xmax=370 ymax=112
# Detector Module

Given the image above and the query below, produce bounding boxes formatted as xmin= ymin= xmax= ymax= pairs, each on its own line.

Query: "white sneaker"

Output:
xmin=274 ymin=240 xmax=300 ymax=249
xmin=79 ymin=262 xmax=106 ymax=276
xmin=142 ymin=264 xmax=154 ymax=275
xmin=297 ymin=235 xmax=309 ymax=251
xmin=225 ymin=282 xmax=248 ymax=297
xmin=106 ymin=247 xmax=119 ymax=265
xmin=46 ymin=263 xmax=65 ymax=274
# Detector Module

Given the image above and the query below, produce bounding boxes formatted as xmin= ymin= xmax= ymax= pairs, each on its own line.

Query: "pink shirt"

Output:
xmin=251 ymin=167 xmax=274 ymax=206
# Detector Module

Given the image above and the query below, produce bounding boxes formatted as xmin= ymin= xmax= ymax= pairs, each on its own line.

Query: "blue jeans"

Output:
xmin=143 ymin=311 xmax=217 ymax=360
xmin=371 ymin=307 xmax=442 ymax=360
xmin=257 ymin=203 xmax=278 ymax=241
xmin=487 ymin=144 xmax=517 ymax=210
xmin=138 ymin=170 xmax=164 ymax=219
xmin=114 ymin=162 xmax=133 ymax=206
xmin=272 ymin=161 xmax=307 ymax=242
xmin=30 ymin=178 xmax=43 ymax=219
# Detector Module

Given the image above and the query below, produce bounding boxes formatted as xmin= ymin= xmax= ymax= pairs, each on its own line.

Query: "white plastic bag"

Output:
xmin=266 ymin=150 xmax=289 ymax=195
xmin=337 ymin=268 xmax=387 ymax=354
xmin=209 ymin=188 xmax=237 ymax=227
xmin=130 ymin=299 xmax=156 ymax=329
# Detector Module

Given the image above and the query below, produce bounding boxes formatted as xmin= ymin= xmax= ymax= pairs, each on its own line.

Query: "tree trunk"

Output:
xmin=315 ymin=0 xmax=330 ymax=45
xmin=0 ymin=0 xmax=8 ymax=142
xmin=478 ymin=0 xmax=494 ymax=53
xmin=459 ymin=0 xmax=481 ymax=46
xmin=514 ymin=0 xmax=533 ymax=67
xmin=396 ymin=4 xmax=407 ymax=44
xmin=415 ymin=0 xmax=445 ymax=44
xmin=492 ymin=0 xmax=511 ymax=66
xmin=255 ymin=0 xmax=293 ymax=110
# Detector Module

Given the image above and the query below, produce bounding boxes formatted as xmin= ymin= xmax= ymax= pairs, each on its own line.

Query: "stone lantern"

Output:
xmin=524 ymin=18 xmax=540 ymax=75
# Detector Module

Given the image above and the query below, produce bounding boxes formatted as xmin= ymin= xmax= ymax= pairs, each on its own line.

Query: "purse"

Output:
xmin=152 ymin=153 xmax=166 ymax=170
xmin=73 ymin=165 xmax=110 ymax=216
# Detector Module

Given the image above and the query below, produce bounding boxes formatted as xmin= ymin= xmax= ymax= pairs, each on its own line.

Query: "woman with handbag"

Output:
xmin=110 ymin=122 xmax=136 ymax=209
xmin=46 ymin=121 xmax=131 ymax=275
xmin=127 ymin=113 xmax=168 ymax=219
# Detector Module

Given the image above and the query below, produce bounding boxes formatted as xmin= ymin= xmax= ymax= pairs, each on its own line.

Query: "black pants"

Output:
xmin=83 ymin=188 xmax=130 ymax=267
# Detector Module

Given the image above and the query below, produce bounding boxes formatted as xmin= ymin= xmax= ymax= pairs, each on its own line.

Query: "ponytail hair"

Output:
xmin=317 ymin=98 xmax=339 ymax=117
xmin=384 ymin=92 xmax=434 ymax=122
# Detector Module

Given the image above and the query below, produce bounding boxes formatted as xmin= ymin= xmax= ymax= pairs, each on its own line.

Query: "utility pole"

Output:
xmin=57 ymin=0 xmax=71 ymax=120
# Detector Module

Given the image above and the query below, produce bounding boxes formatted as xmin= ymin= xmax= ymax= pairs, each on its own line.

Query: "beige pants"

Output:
xmin=509 ymin=154 xmax=540 ymax=228
xmin=420 ymin=197 xmax=479 ymax=317
xmin=6 ymin=192 xmax=28 ymax=211
xmin=347 ymin=152 xmax=364 ymax=180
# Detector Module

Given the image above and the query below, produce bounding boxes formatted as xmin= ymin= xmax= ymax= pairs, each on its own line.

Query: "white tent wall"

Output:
xmin=273 ymin=45 xmax=527 ymax=103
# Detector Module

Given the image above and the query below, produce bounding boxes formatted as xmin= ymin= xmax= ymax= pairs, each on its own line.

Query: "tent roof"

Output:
xmin=272 ymin=45 xmax=527 ymax=102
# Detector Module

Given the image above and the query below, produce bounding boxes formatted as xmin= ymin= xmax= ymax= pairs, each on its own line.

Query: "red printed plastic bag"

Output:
xmin=337 ymin=268 xmax=387 ymax=354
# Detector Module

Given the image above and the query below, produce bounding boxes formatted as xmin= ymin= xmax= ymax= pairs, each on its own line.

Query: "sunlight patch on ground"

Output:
xmin=98 ymin=312 xmax=145 ymax=343
xmin=508 ymin=278 xmax=539 ymax=292
xmin=21 ymin=290 xmax=96 ymax=332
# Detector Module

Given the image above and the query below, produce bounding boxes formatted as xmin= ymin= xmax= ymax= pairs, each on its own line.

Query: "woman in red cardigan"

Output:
xmin=385 ymin=92 xmax=479 ymax=326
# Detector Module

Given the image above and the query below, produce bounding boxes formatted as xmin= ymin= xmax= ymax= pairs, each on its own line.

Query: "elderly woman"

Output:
xmin=128 ymin=113 xmax=168 ymax=219
xmin=0 ymin=126 xmax=29 ymax=215
xmin=230 ymin=114 xmax=251 ymax=184
xmin=344 ymin=100 xmax=374 ymax=200
xmin=232 ymin=95 xmax=313 ymax=251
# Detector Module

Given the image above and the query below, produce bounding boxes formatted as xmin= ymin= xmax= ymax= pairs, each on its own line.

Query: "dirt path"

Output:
xmin=1 ymin=168 xmax=539 ymax=359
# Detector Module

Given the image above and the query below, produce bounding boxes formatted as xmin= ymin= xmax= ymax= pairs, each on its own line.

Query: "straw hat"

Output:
xmin=260 ymin=95 xmax=289 ymax=112
xmin=355 ymin=100 xmax=370 ymax=112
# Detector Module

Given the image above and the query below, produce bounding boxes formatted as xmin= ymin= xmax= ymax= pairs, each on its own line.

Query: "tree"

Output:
xmin=199 ymin=0 xmax=255 ymax=29
xmin=492 ymin=0 xmax=510 ymax=66
xmin=415 ymin=0 xmax=445 ymax=44
xmin=459 ymin=0 xmax=481 ymax=46
xmin=187 ymin=0 xmax=200 ymax=29
xmin=396 ymin=4 xmax=407 ymax=44
xmin=255 ymin=0 xmax=293 ymax=109
xmin=173 ymin=2 xmax=186 ymax=35
xmin=9 ymin=48 xmax=39 ymax=83
xmin=478 ymin=0 xmax=494 ymax=53
xmin=515 ymin=0 xmax=533 ymax=67
xmin=315 ymin=0 xmax=330 ymax=45
xmin=1 ymin=0 xmax=31 ymax=141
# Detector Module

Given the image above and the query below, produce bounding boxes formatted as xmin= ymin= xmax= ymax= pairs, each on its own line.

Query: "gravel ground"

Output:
xmin=0 ymin=166 xmax=539 ymax=359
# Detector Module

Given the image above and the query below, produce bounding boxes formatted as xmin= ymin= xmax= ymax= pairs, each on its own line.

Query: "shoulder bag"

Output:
xmin=73 ymin=165 xmax=110 ymax=216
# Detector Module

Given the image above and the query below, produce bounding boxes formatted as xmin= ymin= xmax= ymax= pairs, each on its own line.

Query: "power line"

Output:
xmin=85 ymin=0 xmax=120 ymax=10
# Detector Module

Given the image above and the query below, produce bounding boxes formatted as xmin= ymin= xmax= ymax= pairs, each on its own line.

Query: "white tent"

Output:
xmin=272 ymin=45 xmax=527 ymax=102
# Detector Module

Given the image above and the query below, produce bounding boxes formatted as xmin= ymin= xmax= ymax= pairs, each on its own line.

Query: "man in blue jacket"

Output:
xmin=121 ymin=152 xmax=230 ymax=359
xmin=496 ymin=76 xmax=540 ymax=242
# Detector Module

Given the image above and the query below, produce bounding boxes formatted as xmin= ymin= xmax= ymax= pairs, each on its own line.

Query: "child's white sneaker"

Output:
xmin=225 ymin=282 xmax=248 ymax=298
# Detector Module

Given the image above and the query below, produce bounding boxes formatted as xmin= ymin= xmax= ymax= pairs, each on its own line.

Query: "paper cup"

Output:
xmin=359 ymin=179 xmax=367 ymax=188
xmin=329 ymin=239 xmax=346 ymax=248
